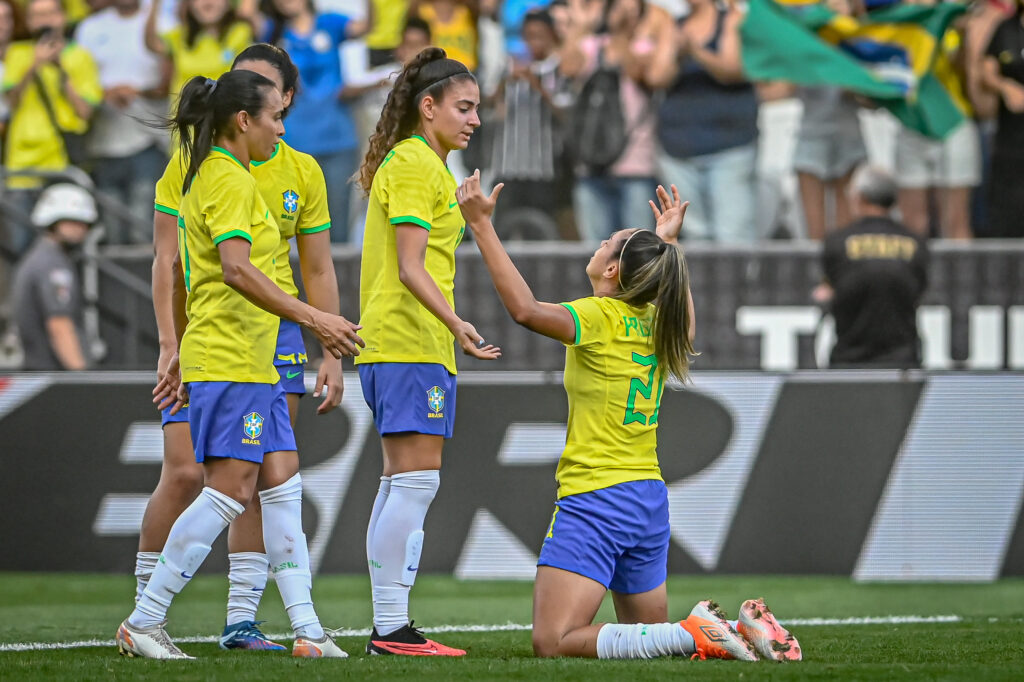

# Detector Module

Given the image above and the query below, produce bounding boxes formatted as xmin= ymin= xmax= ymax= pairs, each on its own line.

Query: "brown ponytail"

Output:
xmin=614 ymin=230 xmax=697 ymax=382
xmin=357 ymin=47 xmax=476 ymax=194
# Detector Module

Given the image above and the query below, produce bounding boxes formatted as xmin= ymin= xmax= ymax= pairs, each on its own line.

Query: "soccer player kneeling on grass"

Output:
xmin=457 ymin=175 xmax=803 ymax=662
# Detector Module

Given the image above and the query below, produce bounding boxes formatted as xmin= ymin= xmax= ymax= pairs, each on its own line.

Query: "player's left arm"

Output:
xmin=457 ymin=170 xmax=576 ymax=345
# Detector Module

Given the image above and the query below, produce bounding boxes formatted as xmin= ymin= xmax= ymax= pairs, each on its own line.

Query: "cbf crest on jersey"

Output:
xmin=243 ymin=412 xmax=264 ymax=444
xmin=283 ymin=189 xmax=299 ymax=214
xmin=427 ymin=386 xmax=445 ymax=418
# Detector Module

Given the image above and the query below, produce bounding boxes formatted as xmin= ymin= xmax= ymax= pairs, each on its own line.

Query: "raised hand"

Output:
xmin=650 ymin=184 xmax=689 ymax=244
xmin=457 ymin=169 xmax=504 ymax=229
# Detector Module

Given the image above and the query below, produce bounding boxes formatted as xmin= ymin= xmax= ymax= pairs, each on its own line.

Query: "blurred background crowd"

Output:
xmin=0 ymin=0 xmax=1022 ymax=369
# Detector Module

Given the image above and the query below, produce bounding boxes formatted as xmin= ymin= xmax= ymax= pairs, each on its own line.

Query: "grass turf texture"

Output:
xmin=1 ymin=574 xmax=1023 ymax=680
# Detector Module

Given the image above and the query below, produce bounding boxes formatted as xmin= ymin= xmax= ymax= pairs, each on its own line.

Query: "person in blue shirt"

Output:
xmin=242 ymin=0 xmax=368 ymax=241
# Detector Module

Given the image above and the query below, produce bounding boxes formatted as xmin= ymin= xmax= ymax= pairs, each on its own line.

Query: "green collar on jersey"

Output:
xmin=211 ymin=146 xmax=246 ymax=170
xmin=251 ymin=143 xmax=280 ymax=168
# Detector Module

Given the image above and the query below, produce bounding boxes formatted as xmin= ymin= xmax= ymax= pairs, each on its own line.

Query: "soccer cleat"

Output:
xmin=292 ymin=632 xmax=349 ymax=658
xmin=736 ymin=598 xmax=802 ymax=661
xmin=366 ymin=622 xmax=466 ymax=656
xmin=681 ymin=600 xmax=758 ymax=661
xmin=219 ymin=620 xmax=287 ymax=651
xmin=116 ymin=619 xmax=194 ymax=660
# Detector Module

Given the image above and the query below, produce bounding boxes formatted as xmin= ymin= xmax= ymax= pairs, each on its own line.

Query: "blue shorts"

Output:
xmin=186 ymin=381 xmax=296 ymax=463
xmin=274 ymin=319 xmax=307 ymax=396
xmin=357 ymin=363 xmax=456 ymax=439
xmin=161 ymin=404 xmax=189 ymax=426
xmin=538 ymin=479 xmax=670 ymax=594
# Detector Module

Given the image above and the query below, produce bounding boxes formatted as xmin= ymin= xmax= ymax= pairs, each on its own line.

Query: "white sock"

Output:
xmin=370 ymin=470 xmax=439 ymax=636
xmin=129 ymin=488 xmax=243 ymax=629
xmin=366 ymin=476 xmax=392 ymax=581
xmin=729 ymin=619 xmax=738 ymax=630
xmin=134 ymin=552 xmax=160 ymax=604
xmin=260 ymin=473 xmax=323 ymax=640
xmin=595 ymin=622 xmax=696 ymax=659
xmin=226 ymin=552 xmax=269 ymax=625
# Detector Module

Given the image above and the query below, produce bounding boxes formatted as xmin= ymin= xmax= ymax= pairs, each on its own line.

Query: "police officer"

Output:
xmin=10 ymin=183 xmax=97 ymax=370
xmin=816 ymin=165 xmax=929 ymax=369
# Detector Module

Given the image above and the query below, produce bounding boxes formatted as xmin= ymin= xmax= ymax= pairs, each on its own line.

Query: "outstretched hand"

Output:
xmin=649 ymin=184 xmax=689 ymax=244
xmin=454 ymin=319 xmax=501 ymax=360
xmin=456 ymin=169 xmax=504 ymax=230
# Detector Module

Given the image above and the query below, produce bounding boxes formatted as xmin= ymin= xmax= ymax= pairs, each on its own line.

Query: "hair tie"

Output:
xmin=205 ymin=77 xmax=218 ymax=94
xmin=412 ymin=59 xmax=471 ymax=98
xmin=617 ymin=229 xmax=645 ymax=288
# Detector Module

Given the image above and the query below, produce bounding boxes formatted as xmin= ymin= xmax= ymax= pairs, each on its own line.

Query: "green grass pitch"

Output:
xmin=1 ymin=573 xmax=1023 ymax=680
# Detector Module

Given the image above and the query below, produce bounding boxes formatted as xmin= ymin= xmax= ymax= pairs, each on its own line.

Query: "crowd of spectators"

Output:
xmin=0 ymin=0 xmax=1021 ymax=257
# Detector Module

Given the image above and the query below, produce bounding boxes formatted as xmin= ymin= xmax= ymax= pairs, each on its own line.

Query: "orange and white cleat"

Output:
xmin=736 ymin=598 xmax=802 ymax=661
xmin=366 ymin=622 xmax=466 ymax=656
xmin=681 ymin=600 xmax=758 ymax=661
xmin=292 ymin=632 xmax=349 ymax=658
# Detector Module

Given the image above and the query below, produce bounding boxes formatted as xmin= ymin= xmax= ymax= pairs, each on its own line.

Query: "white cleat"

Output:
xmin=682 ymin=600 xmax=758 ymax=661
xmin=292 ymin=633 xmax=349 ymax=658
xmin=116 ymin=619 xmax=194 ymax=660
xmin=737 ymin=598 xmax=802 ymax=661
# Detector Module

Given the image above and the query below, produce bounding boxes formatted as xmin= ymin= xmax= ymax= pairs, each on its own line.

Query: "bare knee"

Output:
xmin=532 ymin=630 xmax=562 ymax=658
xmin=161 ymin=461 xmax=204 ymax=501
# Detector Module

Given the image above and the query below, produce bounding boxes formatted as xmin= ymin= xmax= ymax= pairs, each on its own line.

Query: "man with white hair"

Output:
xmin=10 ymin=183 xmax=97 ymax=370
xmin=816 ymin=165 xmax=930 ymax=368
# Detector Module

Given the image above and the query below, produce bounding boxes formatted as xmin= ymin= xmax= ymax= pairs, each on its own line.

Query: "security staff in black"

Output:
xmin=820 ymin=166 xmax=928 ymax=368
xmin=11 ymin=183 xmax=97 ymax=370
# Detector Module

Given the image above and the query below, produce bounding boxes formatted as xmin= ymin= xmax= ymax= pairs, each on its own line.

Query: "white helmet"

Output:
xmin=31 ymin=183 xmax=98 ymax=229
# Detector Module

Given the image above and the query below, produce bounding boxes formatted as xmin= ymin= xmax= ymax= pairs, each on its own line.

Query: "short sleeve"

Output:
xmin=36 ymin=266 xmax=78 ymax=318
xmin=297 ymin=158 xmax=332 ymax=235
xmin=154 ymin=151 xmax=186 ymax=215
xmin=2 ymin=44 xmax=33 ymax=91
xmin=381 ymin=148 xmax=441 ymax=231
xmin=204 ymin=171 xmax=257 ymax=245
xmin=321 ymin=13 xmax=351 ymax=44
xmin=66 ymin=47 xmax=102 ymax=105
xmin=560 ymin=297 xmax=610 ymax=348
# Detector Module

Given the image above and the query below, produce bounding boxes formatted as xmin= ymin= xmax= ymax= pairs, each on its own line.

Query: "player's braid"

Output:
xmin=357 ymin=47 xmax=447 ymax=195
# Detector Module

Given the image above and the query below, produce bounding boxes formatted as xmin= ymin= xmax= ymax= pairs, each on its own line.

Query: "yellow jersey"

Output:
xmin=417 ymin=3 xmax=478 ymax=71
xmin=155 ymin=142 xmax=331 ymax=297
xmin=177 ymin=146 xmax=280 ymax=384
xmin=2 ymin=41 xmax=102 ymax=188
xmin=356 ymin=135 xmax=464 ymax=374
xmin=162 ymin=22 xmax=252 ymax=98
xmin=557 ymin=296 xmax=665 ymax=498
xmin=365 ymin=0 xmax=408 ymax=50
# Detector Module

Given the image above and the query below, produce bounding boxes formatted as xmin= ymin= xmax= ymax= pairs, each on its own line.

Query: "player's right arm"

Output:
xmin=457 ymin=171 xmax=576 ymax=345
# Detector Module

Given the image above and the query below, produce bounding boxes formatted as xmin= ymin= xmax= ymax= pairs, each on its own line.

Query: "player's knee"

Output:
xmin=165 ymin=463 xmax=204 ymax=499
xmin=531 ymin=630 xmax=561 ymax=658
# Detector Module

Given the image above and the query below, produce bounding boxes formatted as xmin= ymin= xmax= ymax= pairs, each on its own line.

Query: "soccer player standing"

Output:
xmin=355 ymin=47 xmax=499 ymax=656
xmin=139 ymin=44 xmax=352 ymax=652
xmin=457 ymin=175 xmax=802 ymax=663
xmin=116 ymin=69 xmax=359 ymax=659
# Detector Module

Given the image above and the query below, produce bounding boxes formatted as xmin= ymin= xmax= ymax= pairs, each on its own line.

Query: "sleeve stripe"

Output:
xmin=212 ymin=230 xmax=253 ymax=245
xmin=154 ymin=203 xmax=179 ymax=217
xmin=389 ymin=215 xmax=431 ymax=231
xmin=560 ymin=303 xmax=581 ymax=346
xmin=298 ymin=222 xmax=331 ymax=235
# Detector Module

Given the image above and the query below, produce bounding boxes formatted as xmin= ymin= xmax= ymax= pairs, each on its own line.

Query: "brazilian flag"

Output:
xmin=741 ymin=0 xmax=968 ymax=139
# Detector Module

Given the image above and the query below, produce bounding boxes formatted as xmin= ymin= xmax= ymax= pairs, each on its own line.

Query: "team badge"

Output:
xmin=283 ymin=190 xmax=299 ymax=214
xmin=243 ymin=412 xmax=264 ymax=439
xmin=427 ymin=386 xmax=445 ymax=414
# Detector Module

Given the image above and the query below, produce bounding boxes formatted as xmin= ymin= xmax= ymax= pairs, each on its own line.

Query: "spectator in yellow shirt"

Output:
xmin=2 ymin=0 xmax=101 ymax=255
xmin=413 ymin=0 xmax=477 ymax=71
xmin=145 ymin=0 xmax=253 ymax=99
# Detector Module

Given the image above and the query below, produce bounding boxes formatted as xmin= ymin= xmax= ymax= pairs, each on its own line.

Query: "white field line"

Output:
xmin=0 ymin=615 xmax=966 ymax=653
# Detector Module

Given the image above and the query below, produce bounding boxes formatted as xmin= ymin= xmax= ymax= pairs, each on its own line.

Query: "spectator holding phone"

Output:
xmin=2 ymin=0 xmax=101 ymax=256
